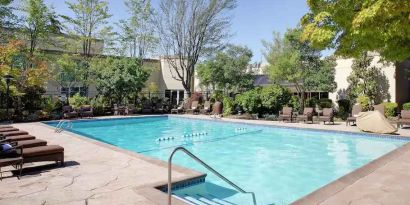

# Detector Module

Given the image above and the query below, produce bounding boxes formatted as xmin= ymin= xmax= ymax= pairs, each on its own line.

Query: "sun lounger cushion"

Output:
xmin=22 ymin=145 xmax=64 ymax=157
xmin=1 ymin=131 xmax=29 ymax=137
xmin=5 ymin=135 xmax=36 ymax=141
xmin=356 ymin=111 xmax=397 ymax=134
xmin=0 ymin=125 xmax=13 ymax=129
xmin=0 ymin=128 xmax=18 ymax=132
xmin=16 ymin=139 xmax=47 ymax=148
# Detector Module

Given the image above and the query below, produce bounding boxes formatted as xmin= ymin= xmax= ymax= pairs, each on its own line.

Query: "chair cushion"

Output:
xmin=0 ymin=125 xmax=13 ymax=129
xmin=282 ymin=107 xmax=292 ymax=115
xmin=1 ymin=131 xmax=29 ymax=137
xmin=22 ymin=145 xmax=64 ymax=157
xmin=16 ymin=139 xmax=47 ymax=148
xmin=6 ymin=135 xmax=36 ymax=141
xmin=0 ymin=128 xmax=18 ymax=132
xmin=401 ymin=110 xmax=410 ymax=119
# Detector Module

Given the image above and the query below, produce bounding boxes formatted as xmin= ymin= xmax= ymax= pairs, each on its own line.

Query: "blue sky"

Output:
xmin=39 ymin=0 xmax=309 ymax=62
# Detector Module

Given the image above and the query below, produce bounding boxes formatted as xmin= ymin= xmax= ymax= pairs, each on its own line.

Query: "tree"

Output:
xmin=301 ymin=0 xmax=410 ymax=62
xmin=0 ymin=0 xmax=18 ymax=41
xmin=21 ymin=0 xmax=61 ymax=56
xmin=264 ymin=28 xmax=337 ymax=110
xmin=61 ymin=0 xmax=112 ymax=57
xmin=155 ymin=0 xmax=236 ymax=97
xmin=51 ymin=54 xmax=86 ymax=97
xmin=91 ymin=57 xmax=150 ymax=104
xmin=118 ymin=0 xmax=157 ymax=59
xmin=196 ymin=45 xmax=254 ymax=94
xmin=346 ymin=53 xmax=390 ymax=104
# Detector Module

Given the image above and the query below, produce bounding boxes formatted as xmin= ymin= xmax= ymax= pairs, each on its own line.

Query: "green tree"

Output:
xmin=346 ymin=53 xmax=390 ymax=104
xmin=196 ymin=45 xmax=254 ymax=94
xmin=118 ymin=0 xmax=157 ymax=59
xmin=301 ymin=0 xmax=410 ymax=62
xmin=0 ymin=0 xmax=18 ymax=40
xmin=61 ymin=0 xmax=112 ymax=57
xmin=264 ymin=28 xmax=337 ymax=110
xmin=51 ymin=54 xmax=86 ymax=97
xmin=91 ymin=57 xmax=150 ymax=104
xmin=22 ymin=0 xmax=61 ymax=56
xmin=155 ymin=0 xmax=236 ymax=97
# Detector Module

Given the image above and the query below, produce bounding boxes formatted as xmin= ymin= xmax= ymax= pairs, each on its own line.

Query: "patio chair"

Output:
xmin=318 ymin=108 xmax=334 ymax=124
xmin=279 ymin=107 xmax=293 ymax=122
xmin=17 ymin=145 xmax=64 ymax=166
xmin=373 ymin=104 xmax=385 ymax=117
xmin=186 ymin=101 xmax=200 ymax=114
xmin=200 ymin=101 xmax=212 ymax=114
xmin=0 ymin=125 xmax=13 ymax=129
xmin=125 ymin=104 xmax=136 ymax=115
xmin=346 ymin=104 xmax=362 ymax=126
xmin=171 ymin=102 xmax=185 ymax=114
xmin=141 ymin=101 xmax=153 ymax=114
xmin=0 ymin=151 xmax=23 ymax=180
xmin=397 ymin=110 xmax=410 ymax=128
xmin=80 ymin=105 xmax=93 ymax=118
xmin=1 ymin=139 xmax=47 ymax=149
xmin=296 ymin=107 xmax=314 ymax=123
xmin=62 ymin=105 xmax=78 ymax=119
xmin=154 ymin=102 xmax=165 ymax=114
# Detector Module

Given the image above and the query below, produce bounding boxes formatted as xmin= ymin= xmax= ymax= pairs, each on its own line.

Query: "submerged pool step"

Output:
xmin=176 ymin=193 xmax=235 ymax=205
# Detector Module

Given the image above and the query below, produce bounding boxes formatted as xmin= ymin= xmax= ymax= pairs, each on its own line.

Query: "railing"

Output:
xmin=55 ymin=120 xmax=73 ymax=133
xmin=168 ymin=146 xmax=257 ymax=205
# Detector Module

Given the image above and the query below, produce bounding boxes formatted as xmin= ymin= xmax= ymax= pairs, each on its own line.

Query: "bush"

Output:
xmin=337 ymin=99 xmax=351 ymax=120
xmin=383 ymin=102 xmax=398 ymax=117
xmin=305 ymin=97 xmax=318 ymax=108
xmin=259 ymin=85 xmax=292 ymax=114
xmin=90 ymin=96 xmax=106 ymax=116
xmin=288 ymin=95 xmax=300 ymax=113
xmin=235 ymin=88 xmax=262 ymax=114
xmin=223 ymin=96 xmax=235 ymax=116
xmin=403 ymin=102 xmax=410 ymax=110
xmin=69 ymin=93 xmax=89 ymax=109
xmin=318 ymin=98 xmax=333 ymax=109
xmin=357 ymin=95 xmax=371 ymax=111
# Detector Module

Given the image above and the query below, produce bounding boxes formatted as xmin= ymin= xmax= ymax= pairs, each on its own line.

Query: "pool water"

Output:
xmin=46 ymin=116 xmax=408 ymax=205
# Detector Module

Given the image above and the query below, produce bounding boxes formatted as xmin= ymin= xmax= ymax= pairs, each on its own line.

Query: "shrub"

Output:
xmin=403 ymin=102 xmax=410 ymax=110
xmin=305 ymin=97 xmax=318 ymax=108
xmin=337 ymin=99 xmax=351 ymax=120
xmin=90 ymin=96 xmax=106 ymax=116
xmin=357 ymin=95 xmax=371 ymax=111
xmin=259 ymin=85 xmax=292 ymax=114
xmin=318 ymin=98 xmax=333 ymax=109
xmin=288 ymin=95 xmax=300 ymax=113
xmin=383 ymin=102 xmax=398 ymax=117
xmin=69 ymin=93 xmax=89 ymax=109
xmin=235 ymin=88 xmax=262 ymax=114
xmin=223 ymin=96 xmax=235 ymax=116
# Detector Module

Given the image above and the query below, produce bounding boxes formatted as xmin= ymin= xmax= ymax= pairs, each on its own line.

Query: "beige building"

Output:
xmin=330 ymin=54 xmax=410 ymax=107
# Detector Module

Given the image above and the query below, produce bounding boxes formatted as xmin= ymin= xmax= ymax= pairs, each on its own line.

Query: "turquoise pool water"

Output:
xmin=46 ymin=116 xmax=408 ymax=205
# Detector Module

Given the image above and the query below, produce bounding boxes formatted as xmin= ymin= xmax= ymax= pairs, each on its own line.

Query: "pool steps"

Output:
xmin=174 ymin=194 xmax=235 ymax=205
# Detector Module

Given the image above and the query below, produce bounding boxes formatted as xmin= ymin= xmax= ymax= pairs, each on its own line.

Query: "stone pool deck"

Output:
xmin=1 ymin=114 xmax=410 ymax=205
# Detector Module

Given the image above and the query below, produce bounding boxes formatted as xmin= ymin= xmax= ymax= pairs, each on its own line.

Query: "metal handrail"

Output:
xmin=168 ymin=146 xmax=257 ymax=205
xmin=55 ymin=120 xmax=73 ymax=133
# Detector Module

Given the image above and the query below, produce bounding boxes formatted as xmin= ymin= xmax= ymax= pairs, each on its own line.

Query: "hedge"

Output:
xmin=382 ymin=102 xmax=398 ymax=117
xmin=403 ymin=102 xmax=410 ymax=110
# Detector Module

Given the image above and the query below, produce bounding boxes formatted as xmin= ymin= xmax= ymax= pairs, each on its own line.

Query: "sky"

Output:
xmin=25 ymin=0 xmax=310 ymax=62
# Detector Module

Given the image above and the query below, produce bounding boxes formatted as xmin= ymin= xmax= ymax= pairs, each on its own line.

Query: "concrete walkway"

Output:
xmin=1 ymin=115 xmax=410 ymax=205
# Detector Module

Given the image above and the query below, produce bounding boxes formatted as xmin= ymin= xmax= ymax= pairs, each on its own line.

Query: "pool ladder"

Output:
xmin=168 ymin=146 xmax=257 ymax=205
xmin=55 ymin=120 xmax=73 ymax=133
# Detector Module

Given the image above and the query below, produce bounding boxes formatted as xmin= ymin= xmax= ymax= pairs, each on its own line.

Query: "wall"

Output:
xmin=330 ymin=54 xmax=397 ymax=104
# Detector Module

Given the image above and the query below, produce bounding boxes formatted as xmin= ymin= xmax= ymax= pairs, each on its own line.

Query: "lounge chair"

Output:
xmin=279 ymin=107 xmax=293 ymax=122
xmin=171 ymin=102 xmax=185 ymax=114
xmin=0 ymin=127 xmax=18 ymax=132
xmin=397 ymin=110 xmax=410 ymax=128
xmin=62 ymin=105 xmax=78 ymax=119
xmin=0 ymin=125 xmax=13 ymax=129
xmin=0 ymin=155 xmax=23 ymax=180
xmin=141 ymin=101 xmax=153 ymax=114
xmin=80 ymin=105 xmax=93 ymax=118
xmin=125 ymin=104 xmax=136 ymax=115
xmin=1 ymin=135 xmax=36 ymax=142
xmin=1 ymin=139 xmax=47 ymax=148
xmin=318 ymin=108 xmax=334 ymax=124
xmin=200 ymin=101 xmax=211 ymax=114
xmin=0 ymin=130 xmax=29 ymax=137
xmin=186 ymin=101 xmax=200 ymax=114
xmin=296 ymin=107 xmax=314 ymax=123
xmin=373 ymin=104 xmax=386 ymax=116
xmin=346 ymin=104 xmax=362 ymax=126
xmin=154 ymin=102 xmax=165 ymax=114
xmin=17 ymin=145 xmax=64 ymax=166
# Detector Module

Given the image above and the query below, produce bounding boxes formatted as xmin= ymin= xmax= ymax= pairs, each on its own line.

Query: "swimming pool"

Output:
xmin=46 ymin=116 xmax=409 ymax=205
